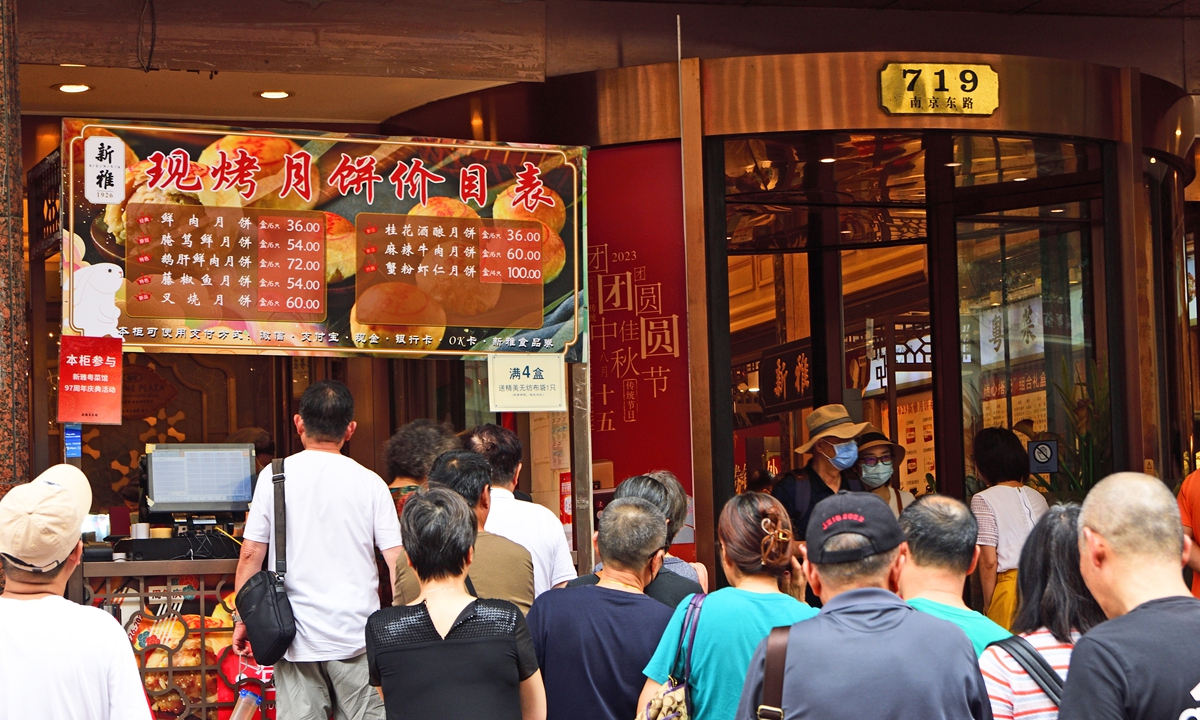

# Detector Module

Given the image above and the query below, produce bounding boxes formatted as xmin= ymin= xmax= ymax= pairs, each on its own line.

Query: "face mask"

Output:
xmin=824 ymin=440 xmax=859 ymax=471
xmin=860 ymin=461 xmax=893 ymax=488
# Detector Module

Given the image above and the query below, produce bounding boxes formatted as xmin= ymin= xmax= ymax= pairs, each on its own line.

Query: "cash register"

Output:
xmin=115 ymin=443 xmax=257 ymax=561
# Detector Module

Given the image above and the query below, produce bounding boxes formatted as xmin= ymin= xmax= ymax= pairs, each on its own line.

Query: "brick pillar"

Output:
xmin=0 ymin=0 xmax=27 ymax=491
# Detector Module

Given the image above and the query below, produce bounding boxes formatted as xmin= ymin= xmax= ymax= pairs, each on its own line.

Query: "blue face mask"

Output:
xmin=825 ymin=440 xmax=859 ymax=471
xmin=860 ymin=461 xmax=894 ymax=488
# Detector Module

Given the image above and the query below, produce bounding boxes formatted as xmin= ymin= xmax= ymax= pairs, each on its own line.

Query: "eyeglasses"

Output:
xmin=859 ymin=455 xmax=893 ymax=467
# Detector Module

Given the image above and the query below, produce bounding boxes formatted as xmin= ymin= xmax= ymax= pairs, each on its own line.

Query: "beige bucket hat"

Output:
xmin=796 ymin=404 xmax=870 ymax=455
xmin=0 ymin=464 xmax=92 ymax=573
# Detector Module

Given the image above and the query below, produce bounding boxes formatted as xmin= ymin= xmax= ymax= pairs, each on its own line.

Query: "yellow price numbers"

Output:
xmin=879 ymin=63 xmax=999 ymax=116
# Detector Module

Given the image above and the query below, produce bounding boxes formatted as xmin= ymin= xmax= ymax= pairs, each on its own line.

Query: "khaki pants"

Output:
xmin=274 ymin=653 xmax=385 ymax=720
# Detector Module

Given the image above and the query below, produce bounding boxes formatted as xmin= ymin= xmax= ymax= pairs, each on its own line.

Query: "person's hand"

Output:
xmin=232 ymin=622 xmax=253 ymax=658
xmin=780 ymin=555 xmax=807 ymax=601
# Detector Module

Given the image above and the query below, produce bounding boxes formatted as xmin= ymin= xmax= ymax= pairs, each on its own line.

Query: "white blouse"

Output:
xmin=970 ymin=485 xmax=1050 ymax=573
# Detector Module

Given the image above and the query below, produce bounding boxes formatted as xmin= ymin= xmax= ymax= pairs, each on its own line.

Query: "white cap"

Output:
xmin=0 ymin=465 xmax=92 ymax=573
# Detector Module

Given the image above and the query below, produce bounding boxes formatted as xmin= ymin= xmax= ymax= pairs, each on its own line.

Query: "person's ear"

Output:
xmin=480 ymin=485 xmax=492 ymax=512
xmin=1081 ymin=527 xmax=1105 ymax=569
xmin=887 ymin=542 xmax=908 ymax=593
xmin=966 ymin=545 xmax=981 ymax=576
xmin=592 ymin=531 xmax=600 ymax=560
xmin=512 ymin=462 xmax=523 ymax=486
xmin=466 ymin=545 xmax=475 ymax=568
xmin=65 ymin=540 xmax=85 ymax=571
xmin=405 ymin=551 xmax=415 ymax=569
xmin=344 ymin=421 xmax=357 ymax=441
xmin=1184 ymin=533 xmax=1194 ymax=568
xmin=803 ymin=554 xmax=823 ymax=598
xmin=293 ymin=414 xmax=304 ymax=436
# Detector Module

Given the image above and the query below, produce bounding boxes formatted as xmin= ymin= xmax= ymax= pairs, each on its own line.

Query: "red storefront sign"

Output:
xmin=58 ymin=336 xmax=123 ymax=425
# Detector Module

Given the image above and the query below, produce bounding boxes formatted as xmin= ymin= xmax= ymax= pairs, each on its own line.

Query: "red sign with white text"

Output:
xmin=58 ymin=336 xmax=124 ymax=424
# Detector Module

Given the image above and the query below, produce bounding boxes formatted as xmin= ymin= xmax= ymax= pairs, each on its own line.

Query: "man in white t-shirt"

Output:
xmin=0 ymin=464 xmax=151 ymax=720
xmin=234 ymin=380 xmax=403 ymax=720
xmin=465 ymin=423 xmax=577 ymax=596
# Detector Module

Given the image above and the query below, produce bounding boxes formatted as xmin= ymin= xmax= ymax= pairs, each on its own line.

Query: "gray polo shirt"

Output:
xmin=735 ymin=587 xmax=993 ymax=720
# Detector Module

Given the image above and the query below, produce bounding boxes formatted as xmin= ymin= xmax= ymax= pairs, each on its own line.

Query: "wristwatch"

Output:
xmin=231 ymin=611 xmax=242 ymax=625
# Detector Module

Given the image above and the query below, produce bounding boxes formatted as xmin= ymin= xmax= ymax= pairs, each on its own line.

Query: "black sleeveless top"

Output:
xmin=365 ymin=599 xmax=539 ymax=720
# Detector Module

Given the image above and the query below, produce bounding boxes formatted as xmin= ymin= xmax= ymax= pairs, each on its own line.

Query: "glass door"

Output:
xmin=956 ymin=201 xmax=1110 ymax=496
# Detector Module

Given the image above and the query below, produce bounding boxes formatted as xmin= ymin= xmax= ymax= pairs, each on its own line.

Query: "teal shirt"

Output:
xmin=907 ymin=597 xmax=1011 ymax=656
xmin=643 ymin=589 xmax=817 ymax=720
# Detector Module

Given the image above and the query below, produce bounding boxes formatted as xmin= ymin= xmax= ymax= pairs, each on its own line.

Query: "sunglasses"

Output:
xmin=859 ymin=455 xmax=894 ymax=467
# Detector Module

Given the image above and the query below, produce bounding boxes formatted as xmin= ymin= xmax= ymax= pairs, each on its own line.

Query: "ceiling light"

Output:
xmin=945 ymin=162 xmax=962 ymax=168
xmin=54 ymin=84 xmax=91 ymax=93
xmin=1149 ymin=157 xmax=1157 ymax=164
xmin=1013 ymin=177 xmax=1028 ymax=182
xmin=59 ymin=63 xmax=86 ymax=68
xmin=257 ymin=91 xmax=291 ymax=100
xmin=1050 ymin=208 xmax=1065 ymax=213
xmin=840 ymin=230 xmax=852 ymax=235
xmin=1176 ymin=129 xmax=1183 ymax=137
xmin=819 ymin=157 xmax=836 ymax=164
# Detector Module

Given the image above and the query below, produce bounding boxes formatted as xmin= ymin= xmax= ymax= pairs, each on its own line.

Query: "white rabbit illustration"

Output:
xmin=72 ymin=263 xmax=124 ymax=337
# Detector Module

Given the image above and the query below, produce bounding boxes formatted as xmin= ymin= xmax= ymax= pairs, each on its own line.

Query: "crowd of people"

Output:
xmin=2 ymin=386 xmax=1199 ymax=720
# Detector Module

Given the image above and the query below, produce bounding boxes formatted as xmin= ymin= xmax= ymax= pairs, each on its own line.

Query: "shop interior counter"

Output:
xmin=70 ymin=558 xmax=273 ymax=719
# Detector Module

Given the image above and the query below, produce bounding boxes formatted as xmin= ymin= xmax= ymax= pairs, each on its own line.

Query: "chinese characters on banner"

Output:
xmin=58 ymin=336 xmax=123 ymax=425
xmin=587 ymin=143 xmax=696 ymax=558
xmin=897 ymin=392 xmax=935 ymax=495
xmin=63 ymin=120 xmax=585 ymax=359
xmin=758 ymin=339 xmax=814 ymax=415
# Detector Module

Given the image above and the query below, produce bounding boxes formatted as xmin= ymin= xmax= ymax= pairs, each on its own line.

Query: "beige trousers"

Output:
xmin=273 ymin=653 xmax=385 ymax=720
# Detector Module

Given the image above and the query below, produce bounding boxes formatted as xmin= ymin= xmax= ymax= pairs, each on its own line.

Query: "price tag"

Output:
xmin=258 ymin=216 xmax=325 ymax=317
xmin=480 ymin=224 xmax=543 ymax=285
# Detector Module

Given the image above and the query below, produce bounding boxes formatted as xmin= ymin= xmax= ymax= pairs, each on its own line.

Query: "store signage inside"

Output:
xmin=63 ymin=120 xmax=586 ymax=360
xmin=879 ymin=62 xmax=999 ymax=116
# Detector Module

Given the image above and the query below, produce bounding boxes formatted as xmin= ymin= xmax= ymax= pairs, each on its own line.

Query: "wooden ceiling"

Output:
xmin=586 ymin=0 xmax=1200 ymax=16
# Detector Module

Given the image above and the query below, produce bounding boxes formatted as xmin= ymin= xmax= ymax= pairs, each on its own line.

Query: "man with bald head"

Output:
xmin=1058 ymin=472 xmax=1200 ymax=720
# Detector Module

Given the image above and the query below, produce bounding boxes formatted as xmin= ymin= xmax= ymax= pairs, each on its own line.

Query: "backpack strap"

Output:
xmin=757 ymin=626 xmax=789 ymax=720
xmin=272 ymin=458 xmax=287 ymax=577
xmin=987 ymin=635 xmax=1063 ymax=706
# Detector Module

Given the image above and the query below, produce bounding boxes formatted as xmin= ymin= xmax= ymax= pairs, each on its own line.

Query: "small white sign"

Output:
xmin=488 ymin=353 xmax=567 ymax=412
xmin=84 ymin=136 xmax=126 ymax=205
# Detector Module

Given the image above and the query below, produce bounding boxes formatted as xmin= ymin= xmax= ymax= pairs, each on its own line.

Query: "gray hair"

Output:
xmin=814 ymin=533 xmax=899 ymax=588
xmin=598 ymin=497 xmax=668 ymax=572
xmin=1079 ymin=472 xmax=1183 ymax=559
xmin=615 ymin=472 xmax=689 ymax=545
xmin=401 ymin=486 xmax=477 ymax=581
xmin=899 ymin=495 xmax=977 ymax=575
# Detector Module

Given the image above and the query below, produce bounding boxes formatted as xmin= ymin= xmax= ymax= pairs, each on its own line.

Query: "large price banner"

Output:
xmin=62 ymin=120 xmax=586 ymax=359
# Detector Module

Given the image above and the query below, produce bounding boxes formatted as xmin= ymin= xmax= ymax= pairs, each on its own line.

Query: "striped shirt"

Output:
xmin=978 ymin=627 xmax=1078 ymax=720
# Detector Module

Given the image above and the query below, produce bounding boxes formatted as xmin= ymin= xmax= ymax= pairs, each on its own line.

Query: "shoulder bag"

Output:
xmin=756 ymin=626 xmax=790 ymax=720
xmin=640 ymin=593 xmax=706 ymax=720
xmin=235 ymin=458 xmax=296 ymax=666
xmin=986 ymin=635 xmax=1064 ymax=706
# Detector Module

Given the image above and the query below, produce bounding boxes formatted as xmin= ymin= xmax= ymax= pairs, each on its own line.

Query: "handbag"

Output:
xmin=235 ymin=459 xmax=296 ymax=666
xmin=756 ymin=626 xmax=790 ymax=720
xmin=640 ymin=593 xmax=706 ymax=720
xmin=986 ymin=635 xmax=1064 ymax=706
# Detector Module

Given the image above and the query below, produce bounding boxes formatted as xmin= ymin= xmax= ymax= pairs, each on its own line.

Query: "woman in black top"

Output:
xmin=366 ymin=486 xmax=545 ymax=720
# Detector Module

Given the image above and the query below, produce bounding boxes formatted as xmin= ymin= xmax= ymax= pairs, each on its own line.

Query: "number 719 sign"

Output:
xmin=879 ymin=63 xmax=999 ymax=116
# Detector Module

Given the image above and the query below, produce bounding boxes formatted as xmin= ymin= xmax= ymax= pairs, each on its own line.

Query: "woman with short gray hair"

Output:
xmin=365 ymin=487 xmax=546 ymax=720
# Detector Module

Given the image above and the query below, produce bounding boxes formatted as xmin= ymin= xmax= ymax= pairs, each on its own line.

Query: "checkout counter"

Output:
xmin=69 ymin=444 xmax=272 ymax=719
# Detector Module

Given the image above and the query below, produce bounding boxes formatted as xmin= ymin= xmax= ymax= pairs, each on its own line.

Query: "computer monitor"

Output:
xmin=146 ymin=444 xmax=256 ymax=514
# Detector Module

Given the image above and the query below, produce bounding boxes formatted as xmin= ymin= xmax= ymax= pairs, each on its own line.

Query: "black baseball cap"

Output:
xmin=805 ymin=491 xmax=906 ymax=564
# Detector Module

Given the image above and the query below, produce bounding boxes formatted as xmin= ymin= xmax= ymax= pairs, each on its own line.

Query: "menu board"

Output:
xmin=62 ymin=120 xmax=586 ymax=358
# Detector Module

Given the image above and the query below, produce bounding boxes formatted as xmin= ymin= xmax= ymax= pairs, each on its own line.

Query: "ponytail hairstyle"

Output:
xmin=718 ymin=492 xmax=794 ymax=578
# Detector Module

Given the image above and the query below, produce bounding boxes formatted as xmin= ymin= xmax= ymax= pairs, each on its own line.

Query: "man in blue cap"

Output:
xmin=736 ymin=491 xmax=992 ymax=720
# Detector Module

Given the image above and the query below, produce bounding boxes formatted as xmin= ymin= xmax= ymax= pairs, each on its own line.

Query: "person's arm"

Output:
xmin=1057 ymin=639 xmax=1128 ymax=720
xmin=970 ymin=494 xmax=1000 ymax=613
xmin=978 ymin=546 xmax=999 ymax=613
xmin=691 ymin=562 xmax=709 ymax=592
xmin=381 ymin=546 xmax=403 ymax=594
xmin=106 ymin=621 xmax=154 ymax=720
xmin=733 ymin=636 xmax=769 ymax=720
xmin=519 ymin=670 xmax=547 ymax=720
xmin=545 ymin=511 xmax=579 ymax=588
xmin=637 ymin=678 xmax=664 ymax=716
xmin=1185 ymin=527 xmax=1200 ymax=574
xmin=232 ymin=539 xmax=269 ymax=656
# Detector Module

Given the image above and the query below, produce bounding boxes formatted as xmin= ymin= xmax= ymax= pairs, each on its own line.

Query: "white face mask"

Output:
xmin=860 ymin=461 xmax=893 ymax=488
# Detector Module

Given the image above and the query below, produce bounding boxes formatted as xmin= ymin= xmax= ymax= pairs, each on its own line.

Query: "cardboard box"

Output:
xmin=592 ymin=460 xmax=614 ymax=489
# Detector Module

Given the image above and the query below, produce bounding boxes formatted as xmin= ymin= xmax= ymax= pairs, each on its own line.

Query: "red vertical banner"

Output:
xmin=58 ymin=336 xmax=124 ymax=425
xmin=587 ymin=143 xmax=695 ymax=559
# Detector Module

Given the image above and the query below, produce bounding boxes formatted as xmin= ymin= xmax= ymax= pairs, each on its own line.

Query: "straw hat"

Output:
xmin=796 ymin=404 xmax=870 ymax=454
xmin=856 ymin=428 xmax=906 ymax=467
